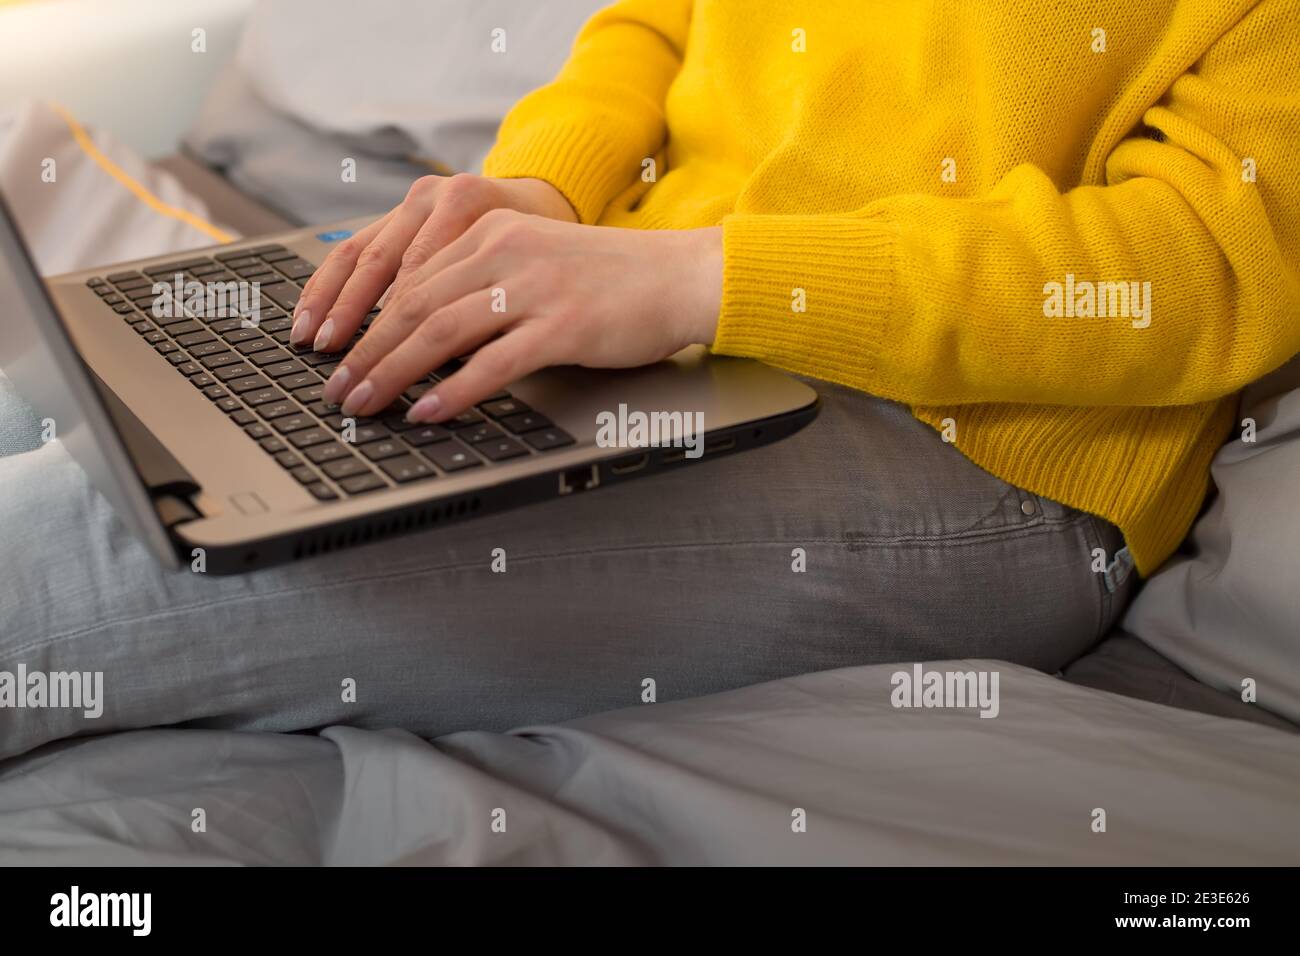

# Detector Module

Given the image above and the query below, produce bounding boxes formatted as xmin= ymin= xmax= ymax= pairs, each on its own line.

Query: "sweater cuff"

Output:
xmin=712 ymin=214 xmax=900 ymax=391
xmin=481 ymin=122 xmax=638 ymax=225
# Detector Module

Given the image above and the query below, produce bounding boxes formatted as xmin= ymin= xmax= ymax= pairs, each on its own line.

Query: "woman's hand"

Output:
xmin=290 ymin=173 xmax=579 ymax=350
xmin=317 ymin=213 xmax=724 ymax=423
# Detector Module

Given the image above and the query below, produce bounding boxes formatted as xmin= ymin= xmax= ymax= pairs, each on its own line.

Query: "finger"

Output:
xmin=289 ymin=211 xmax=391 ymax=343
xmin=323 ymin=254 xmax=496 ymax=406
xmin=408 ymin=322 xmax=554 ymax=423
xmin=387 ymin=175 xmax=495 ymax=304
xmin=340 ymin=288 xmax=508 ymax=417
xmin=306 ymin=178 xmax=442 ymax=350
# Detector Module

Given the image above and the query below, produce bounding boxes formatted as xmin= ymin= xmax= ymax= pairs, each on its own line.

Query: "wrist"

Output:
xmin=510 ymin=177 xmax=580 ymax=223
xmin=685 ymin=226 xmax=723 ymax=347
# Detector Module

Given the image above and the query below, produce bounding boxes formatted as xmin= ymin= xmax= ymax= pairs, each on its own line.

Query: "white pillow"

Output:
xmin=235 ymin=0 xmax=607 ymax=175
xmin=1123 ymin=353 xmax=1300 ymax=725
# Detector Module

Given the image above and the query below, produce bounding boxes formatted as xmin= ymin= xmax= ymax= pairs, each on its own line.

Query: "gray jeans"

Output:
xmin=0 ymin=371 xmax=1132 ymax=760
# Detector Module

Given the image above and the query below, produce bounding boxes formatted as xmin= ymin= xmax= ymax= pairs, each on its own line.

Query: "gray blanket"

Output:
xmin=2 ymin=661 xmax=1297 ymax=865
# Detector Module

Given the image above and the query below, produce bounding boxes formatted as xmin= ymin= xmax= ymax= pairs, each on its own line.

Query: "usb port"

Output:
xmin=704 ymin=436 xmax=736 ymax=454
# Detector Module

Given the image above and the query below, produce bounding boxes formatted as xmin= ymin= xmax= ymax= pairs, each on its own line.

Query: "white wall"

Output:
xmin=0 ymin=0 xmax=253 ymax=157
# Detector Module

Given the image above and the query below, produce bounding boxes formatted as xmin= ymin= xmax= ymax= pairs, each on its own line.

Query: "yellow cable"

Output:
xmin=49 ymin=102 xmax=234 ymax=245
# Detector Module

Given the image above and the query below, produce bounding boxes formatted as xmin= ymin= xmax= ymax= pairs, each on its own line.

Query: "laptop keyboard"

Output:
xmin=84 ymin=244 xmax=576 ymax=501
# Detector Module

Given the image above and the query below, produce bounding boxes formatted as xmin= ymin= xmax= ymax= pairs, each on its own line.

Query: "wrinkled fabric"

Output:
xmin=1 ymin=662 xmax=1297 ymax=865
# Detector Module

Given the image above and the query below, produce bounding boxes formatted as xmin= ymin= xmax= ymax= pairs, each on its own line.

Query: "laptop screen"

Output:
xmin=0 ymin=188 xmax=181 ymax=568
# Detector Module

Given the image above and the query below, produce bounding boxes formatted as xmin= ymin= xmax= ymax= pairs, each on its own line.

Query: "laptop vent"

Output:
xmin=290 ymin=495 xmax=482 ymax=561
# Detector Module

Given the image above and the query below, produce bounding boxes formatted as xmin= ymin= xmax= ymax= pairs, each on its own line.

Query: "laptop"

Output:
xmin=0 ymin=193 xmax=819 ymax=573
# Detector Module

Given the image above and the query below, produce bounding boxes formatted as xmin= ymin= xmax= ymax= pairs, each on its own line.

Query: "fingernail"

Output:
xmin=290 ymin=309 xmax=312 ymax=344
xmin=313 ymin=317 xmax=335 ymax=351
xmin=322 ymin=365 xmax=352 ymax=404
xmin=406 ymin=391 xmax=442 ymax=423
xmin=340 ymin=379 xmax=374 ymax=416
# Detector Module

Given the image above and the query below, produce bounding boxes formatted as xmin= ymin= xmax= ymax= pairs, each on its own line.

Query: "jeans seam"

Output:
xmin=7 ymin=518 xmax=1092 ymax=660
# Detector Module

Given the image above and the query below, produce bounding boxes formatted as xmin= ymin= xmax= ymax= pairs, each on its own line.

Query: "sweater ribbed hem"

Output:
xmin=714 ymin=213 xmax=898 ymax=387
xmin=910 ymin=397 xmax=1234 ymax=577
xmin=482 ymin=122 xmax=638 ymax=225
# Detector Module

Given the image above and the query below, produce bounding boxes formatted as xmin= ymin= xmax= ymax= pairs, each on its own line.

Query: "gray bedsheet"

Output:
xmin=2 ymin=660 xmax=1296 ymax=865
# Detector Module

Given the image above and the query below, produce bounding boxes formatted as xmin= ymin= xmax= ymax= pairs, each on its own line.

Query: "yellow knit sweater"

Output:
xmin=483 ymin=0 xmax=1300 ymax=576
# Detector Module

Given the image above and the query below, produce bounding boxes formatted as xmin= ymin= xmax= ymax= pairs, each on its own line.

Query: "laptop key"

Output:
xmin=481 ymin=398 xmax=531 ymax=419
xmin=289 ymin=427 xmax=333 ymax=449
xmin=349 ymin=424 xmax=391 ymax=444
xmin=250 ymin=244 xmax=288 ymax=257
xmin=402 ymin=424 xmax=452 ymax=447
xmin=523 ymin=427 xmax=576 ymax=451
xmin=276 ymin=451 xmax=302 ymax=469
xmin=226 ymin=375 xmax=273 ymax=395
xmin=304 ymin=442 xmax=352 ymax=465
xmin=305 ymin=482 xmax=338 ymax=501
xmin=166 ymin=352 xmax=190 ymax=366
xmin=203 ymin=386 xmax=229 ymax=401
xmin=445 ymin=410 xmax=483 ymax=429
xmin=379 ymin=455 xmax=435 ymax=483
xmin=244 ymin=423 xmax=272 ymax=440
xmin=237 ymin=339 xmax=278 ymax=356
xmin=403 ymin=382 xmax=433 ymax=403
xmin=289 ymin=465 xmax=318 ymax=485
xmin=500 ymin=412 xmax=553 ymax=434
xmin=214 ymin=363 xmax=257 ymax=382
xmin=260 ymin=317 xmax=292 ymax=333
xmin=339 ymin=473 xmax=386 ymax=495
xmin=242 ymin=387 xmax=286 ymax=406
xmin=107 ymin=270 xmax=145 ymax=283
xmin=256 ymin=400 xmax=300 ymax=421
xmin=300 ymin=351 xmax=337 ymax=367
xmin=259 ymin=436 xmax=286 ymax=454
xmin=176 ymin=331 xmax=216 ymax=348
xmin=292 ymin=384 xmax=326 ymax=403
xmin=382 ymin=412 xmax=418 ymax=432
xmin=356 ymin=439 xmax=404 ymax=462
xmin=209 ymin=318 xmax=244 ymax=334
xmin=257 ymin=282 xmax=302 ymax=312
xmin=422 ymin=442 xmax=481 ymax=472
xmin=477 ymin=437 xmax=529 ymax=462
xmin=230 ymin=410 xmax=256 ymax=426
xmin=164 ymin=320 xmax=203 ymax=337
xmin=249 ymin=347 xmax=293 ymax=367
xmin=190 ymin=373 xmax=215 ymax=388
xmin=143 ymin=258 xmax=209 ymax=276
xmin=276 ymin=372 xmax=318 ymax=391
xmin=275 ymin=258 xmax=315 ymax=280
xmin=154 ymin=342 xmax=179 ymax=355
xmin=273 ymin=414 xmax=315 ymax=434
xmin=262 ymin=360 xmax=307 ymax=379
xmin=216 ymin=397 xmax=242 ymax=413
xmin=191 ymin=341 xmax=231 ymax=359
xmin=221 ymin=327 xmax=261 ymax=343
xmin=260 ymin=248 xmax=296 ymax=262
xmin=460 ymin=422 xmax=503 ymax=444
xmin=322 ymin=457 xmax=371 ymax=480
xmin=176 ymin=361 xmax=203 ymax=377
